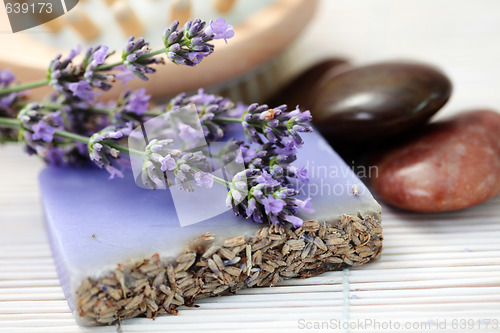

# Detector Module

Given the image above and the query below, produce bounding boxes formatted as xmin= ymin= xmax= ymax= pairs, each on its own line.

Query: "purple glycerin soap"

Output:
xmin=40 ymin=130 xmax=383 ymax=325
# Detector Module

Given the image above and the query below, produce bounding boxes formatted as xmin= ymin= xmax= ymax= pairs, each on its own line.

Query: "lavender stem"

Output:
xmin=0 ymin=117 xmax=19 ymax=128
xmin=0 ymin=79 xmax=48 ymax=95
xmin=0 ymin=116 xmax=143 ymax=157
xmin=96 ymin=48 xmax=168 ymax=72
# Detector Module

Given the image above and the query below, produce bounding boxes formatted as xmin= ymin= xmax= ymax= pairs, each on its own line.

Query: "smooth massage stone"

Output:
xmin=266 ymin=58 xmax=350 ymax=110
xmin=40 ymin=130 xmax=383 ymax=326
xmin=371 ymin=110 xmax=500 ymax=212
xmin=312 ymin=61 xmax=452 ymax=141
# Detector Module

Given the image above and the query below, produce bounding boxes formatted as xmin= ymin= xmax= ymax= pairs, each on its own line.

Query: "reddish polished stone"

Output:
xmin=312 ymin=62 xmax=452 ymax=141
xmin=371 ymin=110 xmax=500 ymax=212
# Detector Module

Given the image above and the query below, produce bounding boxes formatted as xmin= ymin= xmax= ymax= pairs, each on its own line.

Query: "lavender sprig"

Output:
xmin=163 ymin=18 xmax=233 ymax=66
xmin=15 ymin=103 xmax=86 ymax=165
xmin=240 ymin=104 xmax=313 ymax=147
xmin=166 ymin=89 xmax=239 ymax=140
xmin=0 ymin=19 xmax=318 ymax=229
xmin=122 ymin=37 xmax=165 ymax=81
xmin=1 ymin=18 xmax=234 ymax=96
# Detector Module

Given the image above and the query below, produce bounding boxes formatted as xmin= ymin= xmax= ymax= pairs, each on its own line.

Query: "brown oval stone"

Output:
xmin=266 ymin=58 xmax=350 ymax=110
xmin=312 ymin=61 xmax=452 ymax=141
xmin=371 ymin=110 xmax=500 ymax=212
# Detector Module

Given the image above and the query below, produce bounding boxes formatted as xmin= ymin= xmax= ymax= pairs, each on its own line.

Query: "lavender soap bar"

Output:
xmin=40 ymin=131 xmax=383 ymax=325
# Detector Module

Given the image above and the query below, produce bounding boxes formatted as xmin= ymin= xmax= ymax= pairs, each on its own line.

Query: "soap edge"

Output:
xmin=72 ymin=212 xmax=383 ymax=326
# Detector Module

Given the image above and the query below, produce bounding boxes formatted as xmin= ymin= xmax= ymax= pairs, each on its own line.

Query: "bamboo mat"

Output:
xmin=2 ymin=1 xmax=500 ymax=331
xmin=1 ymin=143 xmax=499 ymax=333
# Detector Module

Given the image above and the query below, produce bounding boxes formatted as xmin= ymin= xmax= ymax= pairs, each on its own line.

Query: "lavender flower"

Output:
xmin=195 ymin=172 xmax=214 ymax=188
xmin=0 ymin=70 xmax=15 ymax=86
xmin=122 ymin=37 xmax=164 ymax=81
xmin=0 ymin=70 xmax=25 ymax=139
xmin=81 ymin=45 xmax=114 ymax=91
xmin=205 ymin=18 xmax=234 ymax=43
xmin=241 ymin=104 xmax=312 ymax=147
xmin=15 ymin=104 xmax=78 ymax=165
xmin=47 ymin=46 xmax=112 ymax=105
xmin=141 ymin=138 xmax=213 ymax=190
xmin=163 ymin=18 xmax=234 ymax=67
xmin=88 ymin=123 xmax=133 ymax=179
xmin=32 ymin=120 xmax=55 ymax=142
xmin=167 ymin=89 xmax=237 ymax=140
xmin=114 ymin=65 xmax=136 ymax=86
xmin=68 ymin=81 xmax=100 ymax=101
xmin=47 ymin=46 xmax=82 ymax=97
xmin=17 ymin=103 xmax=63 ymax=133
xmin=0 ymin=69 xmax=21 ymax=112
xmin=227 ymin=168 xmax=312 ymax=227
xmin=115 ymin=88 xmax=151 ymax=117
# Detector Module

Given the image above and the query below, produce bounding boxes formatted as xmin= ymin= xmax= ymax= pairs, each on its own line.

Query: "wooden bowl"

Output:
xmin=0 ymin=0 xmax=318 ymax=100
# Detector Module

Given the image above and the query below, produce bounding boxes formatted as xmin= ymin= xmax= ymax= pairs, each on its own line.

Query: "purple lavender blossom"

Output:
xmin=0 ymin=70 xmax=15 ymax=86
xmin=93 ymin=45 xmax=108 ymax=64
xmin=68 ymin=81 xmax=100 ymax=102
xmin=194 ymin=172 xmax=214 ymax=188
xmin=178 ymin=123 xmax=203 ymax=143
xmin=160 ymin=154 xmax=176 ymax=171
xmin=47 ymin=46 xmax=82 ymax=96
xmin=82 ymin=45 xmax=114 ymax=91
xmin=261 ymin=194 xmax=285 ymax=215
xmin=114 ymin=65 xmax=137 ymax=86
xmin=205 ymin=18 xmax=234 ymax=43
xmin=122 ymin=37 xmax=164 ymax=81
xmin=15 ymin=104 xmax=83 ymax=166
xmin=116 ymin=88 xmax=150 ymax=116
xmin=0 ymin=70 xmax=24 ymax=140
xmin=295 ymin=198 xmax=314 ymax=213
xmin=241 ymin=103 xmax=312 ymax=147
xmin=88 ymin=123 xmax=132 ymax=179
xmin=163 ymin=18 xmax=234 ymax=67
xmin=105 ymin=164 xmax=124 ymax=179
xmin=32 ymin=120 xmax=55 ymax=142
xmin=167 ymin=89 xmax=237 ymax=141
xmin=47 ymin=45 xmax=112 ymax=105
xmin=287 ymin=165 xmax=309 ymax=182
xmin=284 ymin=215 xmax=303 ymax=228
xmin=142 ymin=138 xmax=211 ymax=190
xmin=227 ymin=168 xmax=312 ymax=227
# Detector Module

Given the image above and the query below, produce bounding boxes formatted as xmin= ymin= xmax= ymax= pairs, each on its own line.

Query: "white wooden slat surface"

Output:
xmin=2 ymin=0 xmax=500 ymax=332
